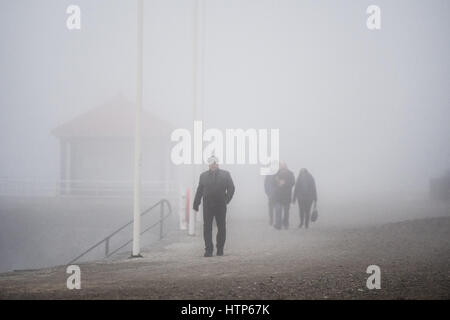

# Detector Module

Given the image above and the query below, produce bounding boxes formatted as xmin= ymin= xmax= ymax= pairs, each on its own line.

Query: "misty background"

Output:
xmin=0 ymin=0 xmax=449 ymax=272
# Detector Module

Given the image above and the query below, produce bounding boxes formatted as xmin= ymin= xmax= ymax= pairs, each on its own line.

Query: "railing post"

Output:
xmin=160 ymin=202 xmax=164 ymax=240
xmin=105 ymin=237 xmax=110 ymax=257
xmin=68 ymin=199 xmax=172 ymax=265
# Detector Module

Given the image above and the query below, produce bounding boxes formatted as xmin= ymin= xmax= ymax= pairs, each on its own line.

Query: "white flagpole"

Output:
xmin=132 ymin=0 xmax=143 ymax=257
xmin=189 ymin=0 xmax=204 ymax=236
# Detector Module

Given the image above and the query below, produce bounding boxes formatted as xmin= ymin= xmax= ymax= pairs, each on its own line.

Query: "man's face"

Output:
xmin=209 ymin=162 xmax=218 ymax=171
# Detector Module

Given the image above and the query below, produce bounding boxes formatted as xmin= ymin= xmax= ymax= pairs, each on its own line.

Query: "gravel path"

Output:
xmin=0 ymin=216 xmax=449 ymax=299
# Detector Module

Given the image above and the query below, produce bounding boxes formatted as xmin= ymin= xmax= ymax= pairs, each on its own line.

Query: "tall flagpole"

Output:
xmin=132 ymin=0 xmax=143 ymax=257
xmin=192 ymin=1 xmax=205 ymax=188
xmin=189 ymin=0 xmax=204 ymax=236
xmin=192 ymin=0 xmax=198 ymax=191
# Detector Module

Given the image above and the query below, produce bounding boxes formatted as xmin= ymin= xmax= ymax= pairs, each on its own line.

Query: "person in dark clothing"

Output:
xmin=272 ymin=162 xmax=295 ymax=230
xmin=264 ymin=174 xmax=276 ymax=225
xmin=193 ymin=155 xmax=235 ymax=257
xmin=293 ymin=168 xmax=317 ymax=229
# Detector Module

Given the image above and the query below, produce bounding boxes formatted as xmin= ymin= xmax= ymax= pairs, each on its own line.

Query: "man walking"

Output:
xmin=273 ymin=162 xmax=295 ymax=229
xmin=293 ymin=168 xmax=317 ymax=229
xmin=193 ymin=155 xmax=235 ymax=257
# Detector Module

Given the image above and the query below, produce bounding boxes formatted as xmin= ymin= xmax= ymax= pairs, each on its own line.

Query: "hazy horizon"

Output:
xmin=1 ymin=0 xmax=449 ymax=200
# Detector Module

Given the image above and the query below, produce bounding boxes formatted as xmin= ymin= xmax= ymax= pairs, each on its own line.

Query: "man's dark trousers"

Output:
xmin=268 ymin=198 xmax=275 ymax=225
xmin=203 ymin=205 xmax=226 ymax=253
xmin=274 ymin=202 xmax=290 ymax=229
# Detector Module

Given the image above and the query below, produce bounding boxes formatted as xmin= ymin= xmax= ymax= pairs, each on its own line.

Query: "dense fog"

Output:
xmin=0 ymin=0 xmax=449 ymax=273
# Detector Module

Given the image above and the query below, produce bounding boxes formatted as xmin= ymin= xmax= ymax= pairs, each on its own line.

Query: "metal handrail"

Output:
xmin=67 ymin=199 xmax=172 ymax=265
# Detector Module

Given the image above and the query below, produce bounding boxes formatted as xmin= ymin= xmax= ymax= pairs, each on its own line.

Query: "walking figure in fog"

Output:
xmin=272 ymin=162 xmax=295 ymax=230
xmin=264 ymin=171 xmax=277 ymax=226
xmin=293 ymin=168 xmax=317 ymax=229
xmin=193 ymin=155 xmax=235 ymax=257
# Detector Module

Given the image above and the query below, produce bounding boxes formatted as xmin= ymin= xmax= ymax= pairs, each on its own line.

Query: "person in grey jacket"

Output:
xmin=193 ymin=155 xmax=235 ymax=257
xmin=272 ymin=162 xmax=295 ymax=230
xmin=293 ymin=168 xmax=317 ymax=229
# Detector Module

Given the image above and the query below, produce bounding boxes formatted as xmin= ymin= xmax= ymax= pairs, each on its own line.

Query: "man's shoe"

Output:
xmin=298 ymin=223 xmax=303 ymax=228
xmin=204 ymin=251 xmax=213 ymax=257
xmin=217 ymin=249 xmax=224 ymax=256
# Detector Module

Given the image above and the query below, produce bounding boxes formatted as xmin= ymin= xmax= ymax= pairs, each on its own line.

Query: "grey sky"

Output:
xmin=0 ymin=0 xmax=449 ymax=200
